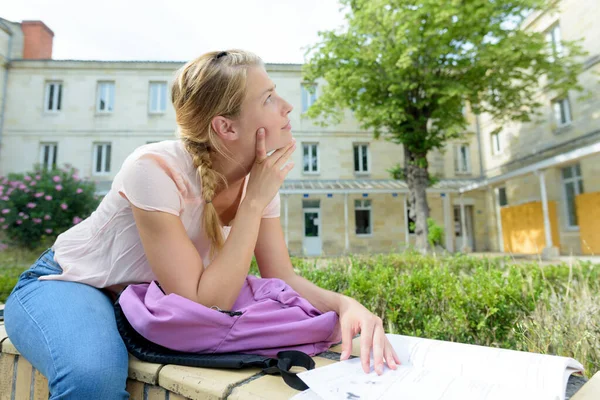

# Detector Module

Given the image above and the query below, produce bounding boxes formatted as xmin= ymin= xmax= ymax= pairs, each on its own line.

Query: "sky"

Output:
xmin=2 ymin=0 xmax=349 ymax=64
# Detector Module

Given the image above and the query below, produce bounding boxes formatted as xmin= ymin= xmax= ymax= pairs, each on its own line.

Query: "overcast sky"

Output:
xmin=3 ymin=0 xmax=348 ymax=64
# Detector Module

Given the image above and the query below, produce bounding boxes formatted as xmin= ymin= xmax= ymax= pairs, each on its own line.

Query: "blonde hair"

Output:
xmin=171 ymin=50 xmax=263 ymax=257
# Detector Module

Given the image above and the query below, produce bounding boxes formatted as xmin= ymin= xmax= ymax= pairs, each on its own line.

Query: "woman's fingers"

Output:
xmin=372 ymin=322 xmax=385 ymax=375
xmin=255 ymin=128 xmax=267 ymax=163
xmin=359 ymin=321 xmax=374 ymax=374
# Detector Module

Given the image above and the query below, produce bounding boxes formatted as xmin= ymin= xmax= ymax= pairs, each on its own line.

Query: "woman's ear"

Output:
xmin=211 ymin=116 xmax=239 ymax=141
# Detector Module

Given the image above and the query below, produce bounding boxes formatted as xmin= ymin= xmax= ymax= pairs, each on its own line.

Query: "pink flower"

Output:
xmin=55 ymin=185 xmax=63 ymax=191
xmin=18 ymin=212 xmax=24 ymax=217
xmin=1 ymin=196 xmax=7 ymax=201
xmin=29 ymin=181 xmax=37 ymax=186
xmin=24 ymin=176 xmax=32 ymax=181
xmin=72 ymin=216 xmax=83 ymax=225
xmin=1 ymin=209 xmax=9 ymax=214
xmin=73 ymin=175 xmax=80 ymax=181
xmin=16 ymin=220 xmax=22 ymax=225
xmin=35 ymin=175 xmax=41 ymax=180
xmin=44 ymin=214 xmax=51 ymax=220
xmin=35 ymin=192 xmax=44 ymax=198
xmin=76 ymin=188 xmax=83 ymax=194
xmin=45 ymin=195 xmax=52 ymax=201
xmin=26 ymin=202 xmax=36 ymax=209
xmin=23 ymin=189 xmax=30 ymax=193
xmin=23 ymin=215 xmax=29 ymax=220
xmin=33 ymin=218 xmax=42 ymax=224
xmin=45 ymin=228 xmax=53 ymax=234
xmin=60 ymin=203 xmax=68 ymax=210
xmin=53 ymin=176 xmax=61 ymax=183
xmin=0 ymin=218 xmax=4 ymax=223
xmin=18 ymin=184 xmax=27 ymax=190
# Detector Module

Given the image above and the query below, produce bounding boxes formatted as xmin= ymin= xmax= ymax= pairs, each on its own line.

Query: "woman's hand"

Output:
xmin=244 ymin=128 xmax=295 ymax=211
xmin=338 ymin=296 xmax=400 ymax=375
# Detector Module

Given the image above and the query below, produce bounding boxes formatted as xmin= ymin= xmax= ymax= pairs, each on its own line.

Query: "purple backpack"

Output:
xmin=119 ymin=275 xmax=341 ymax=358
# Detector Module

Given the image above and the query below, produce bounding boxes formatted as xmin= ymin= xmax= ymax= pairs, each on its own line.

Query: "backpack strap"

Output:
xmin=262 ymin=351 xmax=315 ymax=391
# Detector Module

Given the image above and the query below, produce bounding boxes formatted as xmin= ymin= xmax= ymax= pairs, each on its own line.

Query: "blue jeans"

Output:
xmin=4 ymin=249 xmax=130 ymax=399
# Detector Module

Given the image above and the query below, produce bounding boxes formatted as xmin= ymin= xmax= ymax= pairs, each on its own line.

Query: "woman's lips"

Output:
xmin=282 ymin=120 xmax=291 ymax=130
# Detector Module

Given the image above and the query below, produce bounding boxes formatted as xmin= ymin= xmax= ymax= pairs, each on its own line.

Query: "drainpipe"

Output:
xmin=0 ymin=20 xmax=14 ymax=164
xmin=475 ymin=113 xmax=484 ymax=177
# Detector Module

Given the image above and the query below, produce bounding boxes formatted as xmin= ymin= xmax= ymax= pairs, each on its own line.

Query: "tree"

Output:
xmin=302 ymin=0 xmax=586 ymax=253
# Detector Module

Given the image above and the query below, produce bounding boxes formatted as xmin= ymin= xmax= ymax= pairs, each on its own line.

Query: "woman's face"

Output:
xmin=229 ymin=66 xmax=294 ymax=161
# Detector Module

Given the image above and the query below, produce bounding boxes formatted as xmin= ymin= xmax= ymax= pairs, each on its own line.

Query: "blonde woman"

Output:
xmin=5 ymin=50 xmax=399 ymax=399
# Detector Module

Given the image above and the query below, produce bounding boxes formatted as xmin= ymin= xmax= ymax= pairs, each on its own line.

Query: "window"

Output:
xmin=149 ymin=82 xmax=167 ymax=113
xmin=93 ymin=143 xmax=112 ymax=174
xmin=552 ymin=97 xmax=572 ymax=127
xmin=454 ymin=144 xmax=471 ymax=173
xmin=44 ymin=82 xmax=62 ymax=112
xmin=301 ymin=84 xmax=317 ymax=113
xmin=97 ymin=82 xmax=115 ymax=113
xmin=303 ymin=143 xmax=319 ymax=173
xmin=498 ymin=187 xmax=508 ymax=207
xmin=354 ymin=144 xmax=369 ymax=173
xmin=491 ymin=132 xmax=502 ymax=155
xmin=546 ymin=24 xmax=562 ymax=61
xmin=406 ymin=200 xmax=416 ymax=234
xmin=39 ymin=142 xmax=58 ymax=170
xmin=561 ymin=164 xmax=584 ymax=228
xmin=355 ymin=199 xmax=372 ymax=235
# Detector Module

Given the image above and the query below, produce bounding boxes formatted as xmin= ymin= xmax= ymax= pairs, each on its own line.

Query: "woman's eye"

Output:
xmin=265 ymin=95 xmax=272 ymax=104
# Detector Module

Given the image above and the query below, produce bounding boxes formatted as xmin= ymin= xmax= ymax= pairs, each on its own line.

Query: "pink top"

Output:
xmin=39 ymin=140 xmax=280 ymax=289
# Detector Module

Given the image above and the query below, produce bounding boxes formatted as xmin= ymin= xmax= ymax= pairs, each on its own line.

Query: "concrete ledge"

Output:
xmin=0 ymin=316 xmax=362 ymax=399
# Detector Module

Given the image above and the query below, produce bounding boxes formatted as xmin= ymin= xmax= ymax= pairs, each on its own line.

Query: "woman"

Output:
xmin=4 ymin=50 xmax=399 ymax=399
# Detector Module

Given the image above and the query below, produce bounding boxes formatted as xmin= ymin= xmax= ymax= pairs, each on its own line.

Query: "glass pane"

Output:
xmin=575 ymin=163 xmax=581 ymax=177
xmin=57 ymin=84 xmax=62 ymax=110
xmin=354 ymin=199 xmax=361 ymax=208
xmin=498 ymin=188 xmax=508 ymax=207
xmin=311 ymin=145 xmax=318 ymax=171
xmin=304 ymin=212 xmax=319 ymax=237
xmin=108 ymin=84 xmax=115 ymax=111
xmin=96 ymin=145 xmax=103 ymax=172
xmin=560 ymin=101 xmax=567 ymax=124
xmin=577 ymin=179 xmax=584 ymax=195
xmin=301 ymin=86 xmax=308 ymax=112
xmin=105 ymin=145 xmax=112 ymax=172
xmin=48 ymin=85 xmax=54 ymax=110
xmin=303 ymin=200 xmax=320 ymax=209
xmin=52 ymin=145 xmax=58 ymax=167
xmin=361 ymin=146 xmax=368 ymax=171
xmin=303 ymin=145 xmax=310 ymax=171
xmin=565 ymin=182 xmax=577 ymax=226
xmin=355 ymin=210 xmax=370 ymax=234
xmin=407 ymin=206 xmax=416 ymax=234
xmin=354 ymin=146 xmax=360 ymax=171
xmin=561 ymin=166 xmax=572 ymax=180
xmin=150 ymin=84 xmax=158 ymax=111
xmin=553 ymin=102 xmax=561 ymax=124
xmin=43 ymin=146 xmax=50 ymax=169
xmin=159 ymin=83 xmax=167 ymax=111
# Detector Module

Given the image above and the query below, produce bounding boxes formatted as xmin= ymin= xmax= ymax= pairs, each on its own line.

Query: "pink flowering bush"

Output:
xmin=0 ymin=165 xmax=100 ymax=248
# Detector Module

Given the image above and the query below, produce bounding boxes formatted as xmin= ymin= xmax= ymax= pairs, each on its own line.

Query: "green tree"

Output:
xmin=303 ymin=0 xmax=586 ymax=252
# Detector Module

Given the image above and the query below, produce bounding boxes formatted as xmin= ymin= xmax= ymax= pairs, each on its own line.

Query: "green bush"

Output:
xmin=0 ymin=166 xmax=99 ymax=248
xmin=427 ymin=218 xmax=445 ymax=248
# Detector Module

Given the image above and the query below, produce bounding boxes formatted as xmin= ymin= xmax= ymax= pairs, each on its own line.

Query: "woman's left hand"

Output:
xmin=338 ymin=296 xmax=400 ymax=375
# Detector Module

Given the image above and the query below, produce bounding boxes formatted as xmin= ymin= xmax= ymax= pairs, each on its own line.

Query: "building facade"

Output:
xmin=1 ymin=0 xmax=598 ymax=257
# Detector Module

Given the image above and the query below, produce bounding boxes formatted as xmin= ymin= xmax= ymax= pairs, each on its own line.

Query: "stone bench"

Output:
xmin=1 ymin=312 xmax=598 ymax=399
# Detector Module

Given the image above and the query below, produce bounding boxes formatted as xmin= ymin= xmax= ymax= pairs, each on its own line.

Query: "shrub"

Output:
xmin=0 ymin=166 xmax=99 ymax=248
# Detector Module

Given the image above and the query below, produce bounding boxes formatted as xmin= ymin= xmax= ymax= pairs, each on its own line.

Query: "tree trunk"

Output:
xmin=404 ymin=145 xmax=430 ymax=254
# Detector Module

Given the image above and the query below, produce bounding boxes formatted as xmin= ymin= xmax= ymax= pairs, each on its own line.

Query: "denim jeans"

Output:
xmin=4 ymin=249 xmax=129 ymax=399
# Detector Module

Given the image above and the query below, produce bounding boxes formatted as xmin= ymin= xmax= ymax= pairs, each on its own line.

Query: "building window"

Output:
xmin=546 ymin=24 xmax=562 ymax=61
xmin=454 ymin=144 xmax=471 ymax=173
xmin=406 ymin=200 xmax=416 ymax=234
xmin=39 ymin=142 xmax=58 ymax=170
xmin=303 ymin=143 xmax=319 ymax=174
xmin=44 ymin=82 xmax=62 ymax=112
xmin=93 ymin=143 xmax=112 ymax=174
xmin=97 ymin=82 xmax=115 ymax=113
xmin=552 ymin=97 xmax=572 ymax=127
xmin=355 ymin=199 xmax=372 ymax=235
xmin=149 ymin=82 xmax=167 ymax=113
xmin=353 ymin=144 xmax=370 ymax=174
xmin=498 ymin=187 xmax=508 ymax=207
xmin=491 ymin=132 xmax=502 ymax=155
xmin=301 ymin=84 xmax=317 ymax=113
xmin=561 ymin=164 xmax=584 ymax=228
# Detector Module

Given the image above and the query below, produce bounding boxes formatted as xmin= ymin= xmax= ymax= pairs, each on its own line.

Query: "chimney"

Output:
xmin=21 ymin=20 xmax=54 ymax=59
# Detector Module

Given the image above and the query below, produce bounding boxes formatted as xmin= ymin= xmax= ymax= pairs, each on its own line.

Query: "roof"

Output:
xmin=280 ymin=178 xmax=478 ymax=194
